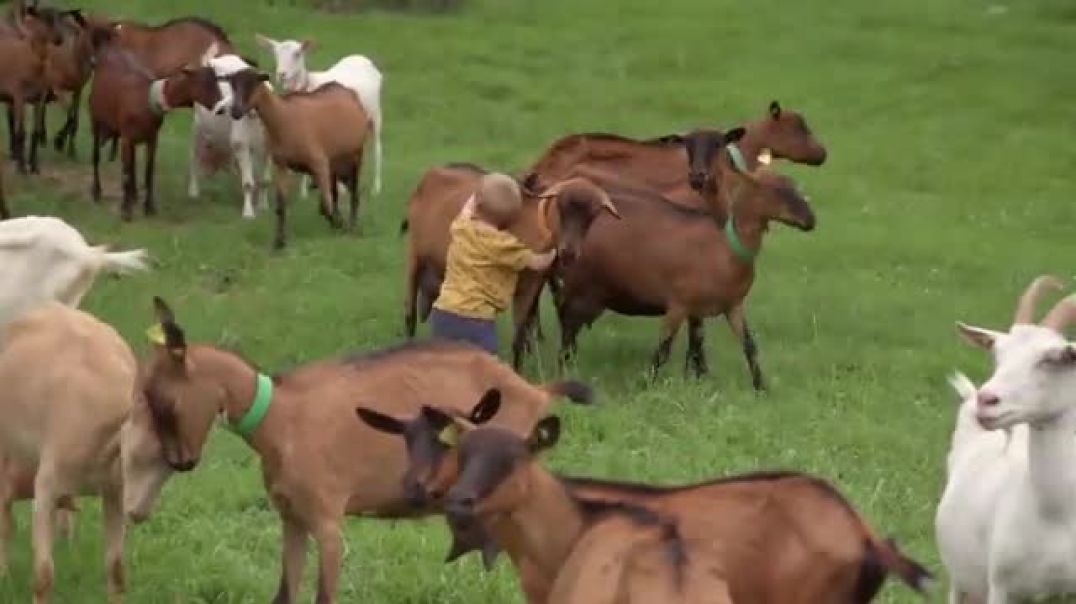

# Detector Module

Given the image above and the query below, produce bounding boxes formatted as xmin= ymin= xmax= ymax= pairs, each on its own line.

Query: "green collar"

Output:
xmin=724 ymin=213 xmax=756 ymax=263
xmin=148 ymin=79 xmax=169 ymax=116
xmin=726 ymin=143 xmax=749 ymax=172
xmin=230 ymin=373 xmax=273 ymax=438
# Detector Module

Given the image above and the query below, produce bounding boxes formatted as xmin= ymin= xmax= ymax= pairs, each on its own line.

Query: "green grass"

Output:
xmin=1 ymin=0 xmax=1074 ymax=601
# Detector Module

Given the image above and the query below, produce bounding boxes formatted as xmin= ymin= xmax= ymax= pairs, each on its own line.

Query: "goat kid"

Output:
xmin=938 ymin=275 xmax=1076 ymax=603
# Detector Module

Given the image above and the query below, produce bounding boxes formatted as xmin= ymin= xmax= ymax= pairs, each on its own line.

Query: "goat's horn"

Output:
xmin=594 ymin=186 xmax=620 ymax=218
xmin=1013 ymin=275 xmax=1064 ymax=325
xmin=1040 ymin=294 xmax=1076 ymax=334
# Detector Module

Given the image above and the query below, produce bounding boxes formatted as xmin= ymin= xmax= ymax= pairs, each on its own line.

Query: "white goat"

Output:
xmin=255 ymin=34 xmax=383 ymax=197
xmin=0 ymin=216 xmax=149 ymax=326
xmin=0 ymin=303 xmax=138 ymax=603
xmin=936 ymin=275 xmax=1076 ymax=604
xmin=189 ymin=53 xmax=272 ymax=219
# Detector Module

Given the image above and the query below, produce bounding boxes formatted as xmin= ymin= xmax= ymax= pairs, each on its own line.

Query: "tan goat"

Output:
xmin=0 ymin=303 xmax=137 ymax=603
xmin=220 ymin=68 xmax=372 ymax=248
xmin=136 ymin=296 xmax=593 ymax=603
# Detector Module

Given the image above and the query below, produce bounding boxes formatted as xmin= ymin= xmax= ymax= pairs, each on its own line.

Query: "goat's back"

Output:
xmin=0 ymin=304 xmax=136 ymax=466
xmin=275 ymin=83 xmax=369 ymax=159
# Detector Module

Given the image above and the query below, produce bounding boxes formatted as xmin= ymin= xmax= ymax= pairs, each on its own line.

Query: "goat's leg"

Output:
xmin=107 ymin=136 xmax=118 ymax=162
xmin=90 ymin=126 xmax=103 ymax=202
xmin=101 ymin=484 xmax=125 ymax=604
xmin=187 ymin=132 xmax=203 ymax=201
xmin=651 ymin=308 xmax=686 ymax=377
xmin=143 ymin=137 xmax=158 ymax=216
xmin=271 ymin=167 xmax=291 ymax=250
xmin=234 ymin=143 xmax=255 ymax=218
xmin=685 ymin=316 xmax=708 ymax=377
xmin=512 ymin=271 xmax=547 ymax=369
xmin=725 ymin=305 xmax=763 ymax=391
xmin=54 ymin=92 xmax=71 ymax=153
xmin=29 ymin=99 xmax=44 ymax=173
xmin=346 ymin=158 xmax=361 ymax=233
xmin=313 ymin=519 xmax=344 ymax=604
xmin=403 ymin=255 xmax=420 ymax=338
xmin=271 ymin=516 xmax=308 ymax=604
xmin=5 ymin=105 xmax=14 ymax=157
xmin=0 ymin=477 xmax=12 ymax=575
xmin=258 ymin=150 xmax=272 ymax=212
xmin=556 ymin=295 xmax=601 ymax=368
xmin=11 ymin=98 xmax=26 ymax=174
xmin=120 ymin=138 xmax=137 ymax=222
xmin=65 ymin=87 xmax=81 ymax=158
xmin=30 ymin=480 xmax=57 ymax=604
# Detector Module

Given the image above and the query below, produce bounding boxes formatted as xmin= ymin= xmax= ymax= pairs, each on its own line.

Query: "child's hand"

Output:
xmin=460 ymin=194 xmax=477 ymax=218
xmin=528 ymin=249 xmax=557 ymax=271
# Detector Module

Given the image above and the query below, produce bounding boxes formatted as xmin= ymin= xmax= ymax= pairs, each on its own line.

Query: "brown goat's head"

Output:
xmin=139 ymin=297 xmax=228 ymax=473
xmin=524 ymin=176 xmax=621 ymax=267
xmin=442 ymin=417 xmax=561 ymax=526
xmin=21 ymin=5 xmax=83 ymax=46
xmin=683 ymin=128 xmax=731 ymax=193
xmin=721 ymin=158 xmax=816 ymax=232
xmin=221 ymin=68 xmax=271 ymax=120
xmin=752 ymin=100 xmax=827 ymax=166
xmin=356 ymin=389 xmax=502 ymax=507
xmin=170 ymin=65 xmax=226 ymax=111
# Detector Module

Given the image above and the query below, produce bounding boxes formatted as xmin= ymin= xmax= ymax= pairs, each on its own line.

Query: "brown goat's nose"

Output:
xmin=977 ymin=391 xmax=1000 ymax=407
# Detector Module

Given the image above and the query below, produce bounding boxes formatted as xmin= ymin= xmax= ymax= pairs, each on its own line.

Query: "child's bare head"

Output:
xmin=475 ymin=173 xmax=522 ymax=229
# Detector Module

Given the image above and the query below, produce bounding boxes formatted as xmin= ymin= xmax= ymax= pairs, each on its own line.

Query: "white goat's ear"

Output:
xmin=956 ymin=322 xmax=1001 ymax=350
xmin=300 ymin=38 xmax=315 ymax=52
xmin=254 ymin=33 xmax=276 ymax=50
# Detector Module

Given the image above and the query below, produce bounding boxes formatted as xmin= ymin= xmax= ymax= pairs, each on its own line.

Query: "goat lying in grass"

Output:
xmin=220 ymin=68 xmax=372 ymax=248
xmin=938 ymin=275 xmax=1076 ymax=603
xmin=362 ymin=396 xmax=930 ymax=603
xmin=0 ymin=303 xmax=138 ymax=603
xmin=136 ymin=296 xmax=593 ymax=603
xmin=256 ymin=34 xmax=383 ymax=197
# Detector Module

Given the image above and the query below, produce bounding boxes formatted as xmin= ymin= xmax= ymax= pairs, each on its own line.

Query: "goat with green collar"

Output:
xmin=552 ymin=127 xmax=817 ymax=386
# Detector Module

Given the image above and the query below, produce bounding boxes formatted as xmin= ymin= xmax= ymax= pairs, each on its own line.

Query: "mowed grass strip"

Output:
xmin=0 ymin=0 xmax=1073 ymax=601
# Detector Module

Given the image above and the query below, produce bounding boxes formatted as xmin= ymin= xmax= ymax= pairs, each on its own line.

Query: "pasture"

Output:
xmin=1 ymin=0 xmax=1074 ymax=600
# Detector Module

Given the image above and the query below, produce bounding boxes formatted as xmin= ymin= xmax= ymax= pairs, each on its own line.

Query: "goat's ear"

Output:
xmin=520 ymin=172 xmax=540 ymax=194
xmin=525 ymin=416 xmax=560 ymax=454
xmin=470 ymin=389 xmax=502 ymax=425
xmin=66 ymin=9 xmax=87 ymax=28
xmin=356 ymin=407 xmax=406 ymax=435
xmin=956 ymin=322 xmax=1000 ymax=350
xmin=769 ymin=100 xmax=782 ymax=119
xmin=254 ymin=33 xmax=276 ymax=50
xmin=151 ymin=296 xmax=186 ymax=361
xmin=725 ymin=127 xmax=747 ymax=144
xmin=240 ymin=55 xmax=260 ymax=69
xmin=300 ymin=38 xmax=314 ymax=52
xmin=257 ymin=71 xmax=272 ymax=83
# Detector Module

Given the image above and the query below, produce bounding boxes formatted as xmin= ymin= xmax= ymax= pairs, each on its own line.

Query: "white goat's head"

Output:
xmin=255 ymin=33 xmax=312 ymax=92
xmin=957 ymin=275 xmax=1076 ymax=430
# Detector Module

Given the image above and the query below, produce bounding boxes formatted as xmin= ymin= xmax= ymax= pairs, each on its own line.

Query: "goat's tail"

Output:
xmin=541 ymin=380 xmax=594 ymax=405
xmin=92 ymin=246 xmax=151 ymax=275
xmin=399 ymin=218 xmax=409 ymax=234
xmin=872 ymin=537 xmax=933 ymax=594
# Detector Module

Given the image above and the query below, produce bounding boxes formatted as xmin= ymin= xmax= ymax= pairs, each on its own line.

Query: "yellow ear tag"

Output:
xmin=437 ymin=424 xmax=459 ymax=447
xmin=758 ymin=148 xmax=773 ymax=165
xmin=145 ymin=323 xmax=166 ymax=346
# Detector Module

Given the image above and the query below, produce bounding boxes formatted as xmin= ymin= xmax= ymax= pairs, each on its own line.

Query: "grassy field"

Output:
xmin=1 ymin=0 xmax=1074 ymax=601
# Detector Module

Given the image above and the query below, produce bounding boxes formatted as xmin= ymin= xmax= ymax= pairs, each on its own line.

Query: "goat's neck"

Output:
xmin=733 ymin=128 xmax=767 ymax=166
xmin=250 ymin=85 xmax=288 ymax=142
xmin=493 ymin=466 xmax=586 ymax=580
xmin=1026 ymin=412 xmax=1076 ymax=516
xmin=718 ymin=181 xmax=765 ymax=264
xmin=158 ymin=78 xmax=193 ymax=111
xmin=189 ymin=345 xmax=282 ymax=455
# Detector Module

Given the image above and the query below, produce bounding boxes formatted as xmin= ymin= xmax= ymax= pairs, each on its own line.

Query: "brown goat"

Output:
xmin=401 ymin=163 xmax=620 ymax=366
xmin=0 ymin=28 xmax=47 ymax=174
xmin=0 ymin=458 xmax=77 ymax=575
xmin=135 ymin=297 xmax=593 ymax=603
xmin=43 ymin=10 xmax=91 ymax=158
xmin=100 ymin=16 xmax=234 ymax=78
xmin=220 ymin=68 xmax=370 ymax=249
xmin=365 ymin=404 xmax=931 ymax=603
xmin=88 ymin=39 xmax=223 ymax=220
xmin=524 ymin=101 xmax=827 ymax=215
xmin=0 ymin=161 xmax=7 ymax=219
xmin=547 ymin=129 xmax=816 ymax=386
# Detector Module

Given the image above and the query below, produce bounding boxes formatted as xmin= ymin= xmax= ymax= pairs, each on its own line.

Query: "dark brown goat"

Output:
xmin=524 ymin=101 xmax=826 ymax=215
xmin=549 ymin=129 xmax=816 ymax=386
xmin=401 ymin=163 xmax=621 ymax=366
xmin=89 ymin=39 xmax=223 ymax=220
xmin=137 ymin=296 xmax=593 ymax=603
xmin=43 ymin=10 xmax=92 ymax=157
xmin=362 ymin=402 xmax=931 ymax=604
xmin=98 ymin=16 xmax=234 ymax=78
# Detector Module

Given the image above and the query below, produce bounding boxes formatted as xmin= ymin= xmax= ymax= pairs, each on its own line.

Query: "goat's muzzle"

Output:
xmin=444 ymin=493 xmax=478 ymax=524
xmin=165 ymin=456 xmax=198 ymax=472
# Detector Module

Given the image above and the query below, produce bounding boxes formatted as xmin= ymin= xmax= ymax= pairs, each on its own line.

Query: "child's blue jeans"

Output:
xmin=430 ymin=308 xmax=499 ymax=355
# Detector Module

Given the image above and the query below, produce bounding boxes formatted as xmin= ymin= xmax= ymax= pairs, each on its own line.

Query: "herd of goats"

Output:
xmin=2 ymin=1 xmax=1076 ymax=603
